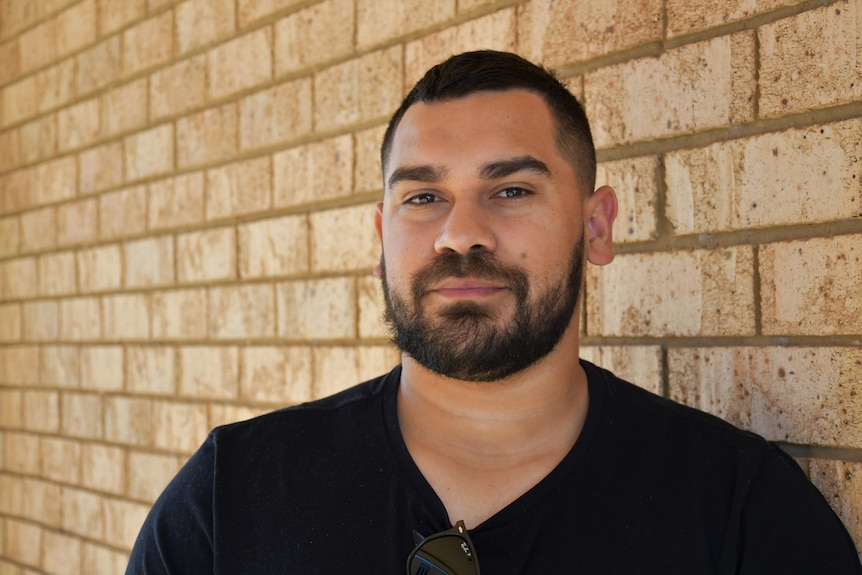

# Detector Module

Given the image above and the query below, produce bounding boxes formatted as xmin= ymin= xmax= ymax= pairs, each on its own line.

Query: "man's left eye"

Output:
xmin=496 ymin=187 xmax=530 ymax=199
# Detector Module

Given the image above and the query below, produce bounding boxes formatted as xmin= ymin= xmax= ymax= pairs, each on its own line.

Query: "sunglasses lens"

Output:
xmin=408 ymin=533 xmax=478 ymax=575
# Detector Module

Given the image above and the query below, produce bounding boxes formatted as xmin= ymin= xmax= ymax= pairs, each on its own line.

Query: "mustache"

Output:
xmin=409 ymin=251 xmax=529 ymax=303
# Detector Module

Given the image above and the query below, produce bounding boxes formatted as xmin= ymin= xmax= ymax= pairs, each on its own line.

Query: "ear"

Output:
xmin=374 ymin=202 xmax=384 ymax=243
xmin=584 ymin=185 xmax=618 ymax=266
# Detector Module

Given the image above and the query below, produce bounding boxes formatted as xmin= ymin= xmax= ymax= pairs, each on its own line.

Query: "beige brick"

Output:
xmin=177 ymin=103 xmax=238 ymax=168
xmin=18 ymin=19 xmax=57 ymax=72
xmin=38 ymin=251 xmax=77 ymax=296
xmin=596 ymin=156 xmax=659 ymax=243
xmin=82 ymin=543 xmax=129 ymax=574
xmin=152 ymin=400 xmax=209 ymax=453
xmin=208 ymin=28 xmax=272 ymax=100
xmin=3 ymin=344 xmax=39 ymax=386
xmin=760 ymin=1 xmax=861 ymax=117
xmin=239 ymin=78 xmax=313 ymax=151
xmin=179 ymin=346 xmax=239 ymax=399
xmin=0 ymin=128 xmax=20 ymax=173
xmin=0 ymin=215 xmax=19 ymax=257
xmin=587 ymin=247 xmax=755 ymax=337
xmin=810 ymin=460 xmax=862 ymax=553
xmin=124 ymin=236 xmax=175 ymax=288
xmin=125 ymin=123 xmax=175 ymax=181
xmin=579 ymin=345 xmax=662 ymax=395
xmin=275 ymin=0 xmax=353 ymax=75
xmin=0 ymin=390 xmax=23 ymax=427
xmin=62 ymin=487 xmax=104 ymax=538
xmin=127 ymin=346 xmax=176 ymax=395
xmin=666 ymin=0 xmax=786 ymax=35
xmin=79 ymin=140 xmax=125 ymax=194
xmin=357 ymin=0 xmax=452 ymax=50
xmin=38 ymin=154 xmax=78 ymax=205
xmin=19 ymin=207 xmax=56 ymax=253
xmin=206 ymin=156 xmax=272 ymax=220
xmin=311 ymin=204 xmax=378 ymax=273
xmin=76 ymin=36 xmax=122 ymax=96
xmin=586 ymin=32 xmax=756 ymax=147
xmin=98 ymin=0 xmax=146 ymax=35
xmin=23 ymin=300 xmax=59 ymax=341
xmin=354 ymin=124 xmax=386 ymax=194
xmin=0 ymin=474 xmax=25 ymax=515
xmin=177 ymin=227 xmax=236 ymax=283
xmin=31 ymin=60 xmax=76 ymax=116
xmin=1 ymin=256 xmax=37 ymax=299
xmin=102 ymin=78 xmax=148 ymax=136
xmin=102 ymin=293 xmax=151 ymax=340
xmin=2 ymin=75 xmax=38 ymax=125
xmin=41 ymin=345 xmax=80 ymax=388
xmin=56 ymin=0 xmax=97 ymax=55
xmin=518 ymin=0 xmax=662 ymax=68
xmin=18 ymin=114 xmax=56 ymax=164
xmin=760 ymin=236 xmax=862 ymax=335
xmin=403 ymin=10 xmax=515 ymax=88
xmin=149 ymin=55 xmax=207 ymax=120
xmin=277 ymin=277 xmax=356 ymax=339
xmin=273 ymin=135 xmax=353 ymax=207
xmin=209 ymin=284 xmax=276 ymax=339
xmin=58 ymin=197 xmax=98 ymax=246
xmin=122 ymin=11 xmax=174 ymax=76
xmin=357 ymin=275 xmax=386 ymax=339
xmin=0 ymin=303 xmax=21 ymax=341
xmin=99 ymin=185 xmax=147 ymax=240
xmin=176 ymin=0 xmax=236 ymax=53
xmin=59 ymin=296 xmax=102 ymax=340
xmin=5 ymin=432 xmax=39 ymax=474
xmin=0 ymin=128 xmax=20 ymax=172
xmin=78 ymin=245 xmax=123 ymax=293
xmin=151 ymin=288 xmax=208 ymax=339
xmin=81 ymin=443 xmax=126 ymax=494
xmin=669 ymin=347 xmax=862 ymax=446
xmin=21 ymin=477 xmax=62 ymax=526
xmin=43 ymin=530 xmax=82 ymax=575
xmin=40 ymin=437 xmax=81 ymax=483
xmin=314 ymin=46 xmax=403 ymax=132
xmin=238 ymin=215 xmax=309 ymax=278
xmin=104 ymin=396 xmax=152 ymax=446
xmin=127 ymin=451 xmax=182 ymax=501
xmin=4 ymin=519 xmax=41 ymax=568
xmin=666 ymin=120 xmax=862 ymax=234
xmin=148 ymin=172 xmax=205 ymax=230
xmin=80 ymin=345 xmax=124 ymax=391
xmin=105 ymin=498 xmax=150 ymax=548
xmin=238 ymin=0 xmax=305 ymax=27
xmin=313 ymin=345 xmax=399 ymax=398
xmin=22 ymin=390 xmax=59 ymax=432
xmin=0 ymin=35 xmax=22 ymax=85
xmin=240 ymin=345 xmax=313 ymax=403
xmin=62 ymin=392 xmax=103 ymax=439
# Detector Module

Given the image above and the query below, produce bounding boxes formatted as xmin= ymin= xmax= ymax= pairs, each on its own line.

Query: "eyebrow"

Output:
xmin=387 ymin=155 xmax=550 ymax=190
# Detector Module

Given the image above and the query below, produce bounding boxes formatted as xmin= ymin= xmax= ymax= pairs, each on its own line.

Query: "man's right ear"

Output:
xmin=585 ymin=185 xmax=618 ymax=266
xmin=374 ymin=202 xmax=384 ymax=243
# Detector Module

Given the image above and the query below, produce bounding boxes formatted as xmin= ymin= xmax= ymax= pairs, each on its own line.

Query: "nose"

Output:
xmin=433 ymin=201 xmax=497 ymax=255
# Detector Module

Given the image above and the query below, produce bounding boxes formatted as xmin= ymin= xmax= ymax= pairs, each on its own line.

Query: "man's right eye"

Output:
xmin=406 ymin=193 xmax=439 ymax=205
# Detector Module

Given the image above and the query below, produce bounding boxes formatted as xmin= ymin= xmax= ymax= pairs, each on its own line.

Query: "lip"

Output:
xmin=428 ymin=278 xmax=507 ymax=299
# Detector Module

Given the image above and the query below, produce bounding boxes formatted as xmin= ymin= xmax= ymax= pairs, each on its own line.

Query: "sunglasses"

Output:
xmin=406 ymin=520 xmax=481 ymax=575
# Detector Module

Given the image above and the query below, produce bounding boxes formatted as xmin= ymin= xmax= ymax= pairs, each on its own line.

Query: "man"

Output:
xmin=126 ymin=50 xmax=861 ymax=574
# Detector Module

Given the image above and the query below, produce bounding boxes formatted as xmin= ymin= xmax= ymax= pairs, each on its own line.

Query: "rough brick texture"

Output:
xmin=1 ymin=0 xmax=860 ymax=568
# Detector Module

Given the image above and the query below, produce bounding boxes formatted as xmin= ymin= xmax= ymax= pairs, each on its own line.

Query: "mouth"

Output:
xmin=427 ymin=278 xmax=508 ymax=300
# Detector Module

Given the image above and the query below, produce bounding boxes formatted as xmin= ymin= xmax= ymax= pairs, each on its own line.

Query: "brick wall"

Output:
xmin=0 ymin=0 xmax=859 ymax=570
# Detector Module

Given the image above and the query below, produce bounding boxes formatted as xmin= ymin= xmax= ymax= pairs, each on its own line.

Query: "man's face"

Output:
xmin=376 ymin=90 xmax=592 ymax=382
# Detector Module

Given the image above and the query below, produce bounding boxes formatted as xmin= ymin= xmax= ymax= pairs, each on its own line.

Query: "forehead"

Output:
xmin=386 ymin=90 xmax=560 ymax=179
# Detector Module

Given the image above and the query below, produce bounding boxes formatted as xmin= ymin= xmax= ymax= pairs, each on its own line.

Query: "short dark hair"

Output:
xmin=381 ymin=50 xmax=597 ymax=194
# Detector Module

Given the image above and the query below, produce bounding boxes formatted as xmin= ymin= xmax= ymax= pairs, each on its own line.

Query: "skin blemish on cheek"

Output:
xmin=520 ymin=252 xmax=528 ymax=260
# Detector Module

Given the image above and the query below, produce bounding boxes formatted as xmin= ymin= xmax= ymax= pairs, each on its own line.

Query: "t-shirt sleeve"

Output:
xmin=738 ymin=446 xmax=862 ymax=574
xmin=125 ymin=434 xmax=216 ymax=575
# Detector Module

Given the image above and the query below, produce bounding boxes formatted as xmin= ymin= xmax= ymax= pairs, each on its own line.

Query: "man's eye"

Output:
xmin=496 ymin=187 xmax=530 ymax=199
xmin=407 ymin=193 xmax=439 ymax=205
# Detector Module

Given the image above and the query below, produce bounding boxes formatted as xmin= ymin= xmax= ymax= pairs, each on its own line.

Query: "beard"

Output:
xmin=381 ymin=238 xmax=584 ymax=382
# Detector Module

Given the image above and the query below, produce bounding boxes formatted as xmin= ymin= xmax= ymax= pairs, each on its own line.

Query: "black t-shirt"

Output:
xmin=126 ymin=361 xmax=861 ymax=574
